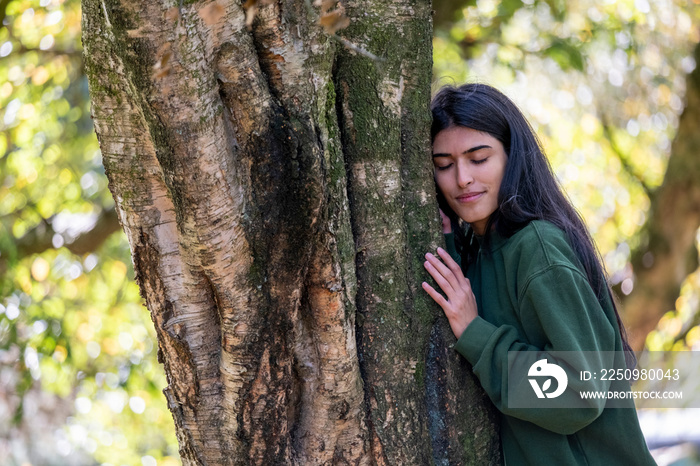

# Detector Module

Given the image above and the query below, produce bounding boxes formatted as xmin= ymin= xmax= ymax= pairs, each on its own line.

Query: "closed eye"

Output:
xmin=472 ymin=158 xmax=488 ymax=165
xmin=435 ymin=163 xmax=453 ymax=171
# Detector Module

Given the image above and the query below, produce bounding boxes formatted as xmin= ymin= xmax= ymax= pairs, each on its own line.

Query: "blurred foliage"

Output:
xmin=1 ymin=0 xmax=700 ymax=464
xmin=0 ymin=0 xmax=178 ymax=464
xmin=433 ymin=0 xmax=700 ymax=352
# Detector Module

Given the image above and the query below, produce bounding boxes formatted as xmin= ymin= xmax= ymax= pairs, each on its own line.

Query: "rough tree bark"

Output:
xmin=81 ymin=0 xmax=499 ymax=464
xmin=621 ymin=41 xmax=700 ymax=351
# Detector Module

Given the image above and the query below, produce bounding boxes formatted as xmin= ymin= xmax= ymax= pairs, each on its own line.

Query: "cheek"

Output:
xmin=434 ymin=171 xmax=452 ymax=192
xmin=496 ymin=157 xmax=508 ymax=182
xmin=486 ymin=163 xmax=506 ymax=188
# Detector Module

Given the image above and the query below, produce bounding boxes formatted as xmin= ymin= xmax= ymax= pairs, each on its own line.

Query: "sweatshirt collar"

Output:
xmin=472 ymin=226 xmax=509 ymax=252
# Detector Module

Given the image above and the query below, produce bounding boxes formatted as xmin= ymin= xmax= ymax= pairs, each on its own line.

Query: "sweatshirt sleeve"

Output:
xmin=454 ymin=264 xmax=619 ymax=435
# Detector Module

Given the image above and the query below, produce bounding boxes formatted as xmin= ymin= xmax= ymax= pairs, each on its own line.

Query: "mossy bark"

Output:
xmin=82 ymin=0 xmax=499 ymax=464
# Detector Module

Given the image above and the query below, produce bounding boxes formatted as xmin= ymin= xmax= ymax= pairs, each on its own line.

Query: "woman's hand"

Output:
xmin=422 ymin=247 xmax=478 ymax=339
xmin=439 ymin=208 xmax=452 ymax=234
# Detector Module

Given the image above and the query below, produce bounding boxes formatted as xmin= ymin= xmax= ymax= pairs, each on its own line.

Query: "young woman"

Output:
xmin=422 ymin=83 xmax=656 ymax=465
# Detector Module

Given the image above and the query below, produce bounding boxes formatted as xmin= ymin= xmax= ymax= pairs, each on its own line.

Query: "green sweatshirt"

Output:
xmin=444 ymin=220 xmax=656 ymax=466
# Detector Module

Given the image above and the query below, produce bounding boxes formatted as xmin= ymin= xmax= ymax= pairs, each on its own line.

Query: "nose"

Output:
xmin=456 ymin=161 xmax=474 ymax=188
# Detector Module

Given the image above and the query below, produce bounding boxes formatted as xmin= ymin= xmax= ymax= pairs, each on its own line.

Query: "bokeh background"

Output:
xmin=1 ymin=0 xmax=699 ymax=464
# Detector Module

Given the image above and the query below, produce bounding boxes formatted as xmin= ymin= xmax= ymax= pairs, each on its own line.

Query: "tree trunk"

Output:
xmin=81 ymin=0 xmax=499 ymax=464
xmin=621 ymin=41 xmax=700 ymax=352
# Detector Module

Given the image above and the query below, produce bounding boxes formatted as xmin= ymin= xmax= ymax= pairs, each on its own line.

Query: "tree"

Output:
xmin=623 ymin=41 xmax=700 ymax=351
xmin=6 ymin=0 xmax=694 ymax=461
xmin=81 ymin=0 xmax=499 ymax=463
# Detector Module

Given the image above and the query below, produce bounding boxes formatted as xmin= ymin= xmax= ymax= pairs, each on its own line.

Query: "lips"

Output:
xmin=457 ymin=192 xmax=485 ymax=202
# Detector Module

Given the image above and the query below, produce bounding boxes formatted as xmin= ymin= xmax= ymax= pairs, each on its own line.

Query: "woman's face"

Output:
xmin=432 ymin=126 xmax=507 ymax=235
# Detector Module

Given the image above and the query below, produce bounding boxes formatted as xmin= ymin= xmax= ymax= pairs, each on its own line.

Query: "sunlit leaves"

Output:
xmin=1 ymin=0 xmax=177 ymax=463
xmin=543 ymin=39 xmax=585 ymax=71
xmin=646 ymin=256 xmax=700 ymax=352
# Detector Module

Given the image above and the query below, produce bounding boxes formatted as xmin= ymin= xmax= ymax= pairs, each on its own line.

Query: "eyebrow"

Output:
xmin=432 ymin=145 xmax=492 ymax=158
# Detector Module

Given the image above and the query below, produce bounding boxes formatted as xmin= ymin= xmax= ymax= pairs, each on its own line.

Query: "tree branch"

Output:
xmin=16 ymin=207 xmax=122 ymax=259
xmin=9 ymin=44 xmax=83 ymax=60
xmin=599 ymin=112 xmax=654 ymax=198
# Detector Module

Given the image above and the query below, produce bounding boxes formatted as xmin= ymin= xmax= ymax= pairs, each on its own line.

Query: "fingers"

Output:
xmin=436 ymin=247 xmax=467 ymax=285
xmin=425 ymin=249 xmax=462 ymax=291
xmin=424 ymin=257 xmax=455 ymax=294
xmin=422 ymin=281 xmax=449 ymax=310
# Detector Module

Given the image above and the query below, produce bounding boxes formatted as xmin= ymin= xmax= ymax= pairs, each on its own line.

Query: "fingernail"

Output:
xmin=437 ymin=247 xmax=445 ymax=254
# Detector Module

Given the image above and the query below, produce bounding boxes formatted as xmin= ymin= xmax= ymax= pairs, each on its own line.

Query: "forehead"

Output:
xmin=432 ymin=126 xmax=497 ymax=152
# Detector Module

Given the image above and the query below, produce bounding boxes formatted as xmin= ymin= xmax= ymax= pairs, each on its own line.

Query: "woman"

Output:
xmin=422 ymin=83 xmax=656 ymax=465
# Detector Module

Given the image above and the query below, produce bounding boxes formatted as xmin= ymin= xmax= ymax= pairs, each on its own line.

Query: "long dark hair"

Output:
xmin=432 ymin=83 xmax=635 ymax=363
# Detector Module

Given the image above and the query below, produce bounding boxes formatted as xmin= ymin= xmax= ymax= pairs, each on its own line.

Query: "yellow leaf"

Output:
xmin=152 ymin=44 xmax=173 ymax=80
xmin=199 ymin=2 xmax=225 ymax=26
xmin=320 ymin=10 xmax=350 ymax=35
xmin=242 ymin=0 xmax=274 ymax=27
xmin=165 ymin=6 xmax=180 ymax=22
xmin=316 ymin=0 xmax=335 ymax=14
